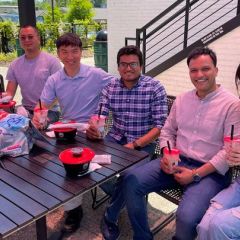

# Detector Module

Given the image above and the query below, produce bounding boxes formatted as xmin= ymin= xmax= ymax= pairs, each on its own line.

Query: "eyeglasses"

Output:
xmin=20 ymin=35 xmax=34 ymax=41
xmin=119 ymin=62 xmax=139 ymax=69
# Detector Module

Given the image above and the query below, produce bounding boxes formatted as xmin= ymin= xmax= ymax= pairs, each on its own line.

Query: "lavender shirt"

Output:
xmin=160 ymin=86 xmax=240 ymax=175
xmin=6 ymin=51 xmax=61 ymax=111
xmin=41 ymin=64 xmax=114 ymax=122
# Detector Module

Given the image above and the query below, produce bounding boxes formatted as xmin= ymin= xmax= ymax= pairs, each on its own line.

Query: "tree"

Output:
xmin=42 ymin=3 xmax=64 ymax=23
xmin=66 ymin=0 xmax=94 ymax=23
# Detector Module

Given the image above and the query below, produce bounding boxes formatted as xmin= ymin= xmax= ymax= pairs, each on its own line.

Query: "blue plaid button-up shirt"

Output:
xmin=99 ymin=75 xmax=168 ymax=143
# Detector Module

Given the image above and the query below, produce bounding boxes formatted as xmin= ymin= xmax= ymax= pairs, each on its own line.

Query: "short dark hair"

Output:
xmin=117 ymin=45 xmax=143 ymax=66
xmin=56 ymin=32 xmax=82 ymax=49
xmin=187 ymin=47 xmax=217 ymax=67
xmin=19 ymin=25 xmax=40 ymax=36
xmin=235 ymin=64 xmax=240 ymax=97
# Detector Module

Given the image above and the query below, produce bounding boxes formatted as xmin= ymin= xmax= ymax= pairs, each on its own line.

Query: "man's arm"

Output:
xmin=125 ymin=127 xmax=160 ymax=149
xmin=6 ymin=81 xmax=18 ymax=98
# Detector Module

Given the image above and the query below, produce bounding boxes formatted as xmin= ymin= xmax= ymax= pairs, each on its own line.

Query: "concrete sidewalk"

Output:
xmin=5 ymin=189 xmax=176 ymax=240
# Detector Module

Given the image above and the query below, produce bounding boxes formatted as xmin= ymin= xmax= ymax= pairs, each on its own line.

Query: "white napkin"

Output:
xmin=89 ymin=162 xmax=102 ymax=171
xmin=48 ymin=122 xmax=89 ymax=131
xmin=92 ymin=155 xmax=111 ymax=165
xmin=77 ymin=162 xmax=102 ymax=177
xmin=45 ymin=131 xmax=56 ymax=138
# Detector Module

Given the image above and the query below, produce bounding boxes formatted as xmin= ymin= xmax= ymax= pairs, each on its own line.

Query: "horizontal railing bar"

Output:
xmin=146 ymin=30 xmax=184 ymax=60
xmin=144 ymin=0 xmax=199 ymax=39
xmin=188 ymin=7 xmax=236 ymax=40
xmin=146 ymin=13 xmax=185 ymax=45
xmin=139 ymin=0 xmax=185 ymax=30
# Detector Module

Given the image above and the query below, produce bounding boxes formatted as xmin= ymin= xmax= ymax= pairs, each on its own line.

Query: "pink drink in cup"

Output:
xmin=224 ymin=136 xmax=240 ymax=167
xmin=34 ymin=107 xmax=48 ymax=128
xmin=90 ymin=115 xmax=106 ymax=138
xmin=163 ymin=148 xmax=180 ymax=173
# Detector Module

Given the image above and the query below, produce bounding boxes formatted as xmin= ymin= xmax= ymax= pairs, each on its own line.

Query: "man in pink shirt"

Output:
xmin=100 ymin=47 xmax=240 ymax=240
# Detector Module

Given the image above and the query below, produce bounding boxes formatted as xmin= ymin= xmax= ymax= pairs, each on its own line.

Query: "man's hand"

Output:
xmin=173 ymin=166 xmax=193 ymax=185
xmin=227 ymin=146 xmax=240 ymax=166
xmin=160 ymin=156 xmax=173 ymax=174
xmin=124 ymin=142 xmax=135 ymax=149
xmin=32 ymin=114 xmax=41 ymax=129
xmin=86 ymin=125 xmax=101 ymax=139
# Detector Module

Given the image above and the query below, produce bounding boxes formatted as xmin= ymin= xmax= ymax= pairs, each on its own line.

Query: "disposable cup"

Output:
xmin=90 ymin=115 xmax=106 ymax=139
xmin=34 ymin=107 xmax=48 ymax=128
xmin=163 ymin=148 xmax=180 ymax=173
xmin=224 ymin=136 xmax=240 ymax=167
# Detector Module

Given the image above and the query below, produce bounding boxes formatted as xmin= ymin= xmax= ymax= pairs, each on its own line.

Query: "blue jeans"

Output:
xmin=100 ymin=134 xmax=155 ymax=195
xmin=197 ymin=178 xmax=240 ymax=240
xmin=105 ymin=156 xmax=231 ymax=240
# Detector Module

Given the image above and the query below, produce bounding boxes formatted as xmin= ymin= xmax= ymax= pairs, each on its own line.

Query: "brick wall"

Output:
xmin=107 ymin=0 xmax=240 ymax=96
xmin=107 ymin=0 xmax=176 ymax=76
xmin=157 ymin=27 xmax=240 ymax=96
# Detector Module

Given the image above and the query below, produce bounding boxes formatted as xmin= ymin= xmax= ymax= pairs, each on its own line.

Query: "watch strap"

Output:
xmin=133 ymin=141 xmax=141 ymax=150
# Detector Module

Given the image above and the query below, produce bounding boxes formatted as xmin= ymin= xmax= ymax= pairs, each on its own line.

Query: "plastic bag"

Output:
xmin=0 ymin=110 xmax=33 ymax=157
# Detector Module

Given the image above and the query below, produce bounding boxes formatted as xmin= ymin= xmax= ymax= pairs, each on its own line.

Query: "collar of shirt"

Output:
xmin=61 ymin=63 xmax=88 ymax=81
xmin=194 ymin=84 xmax=222 ymax=101
xmin=119 ymin=75 xmax=146 ymax=89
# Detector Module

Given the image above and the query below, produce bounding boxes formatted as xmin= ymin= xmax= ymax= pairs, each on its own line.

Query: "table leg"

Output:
xmin=36 ymin=216 xmax=47 ymax=240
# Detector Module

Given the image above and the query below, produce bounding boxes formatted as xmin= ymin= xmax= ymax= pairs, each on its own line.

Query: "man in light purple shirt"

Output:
xmin=6 ymin=25 xmax=61 ymax=115
xmin=100 ymin=47 xmax=240 ymax=240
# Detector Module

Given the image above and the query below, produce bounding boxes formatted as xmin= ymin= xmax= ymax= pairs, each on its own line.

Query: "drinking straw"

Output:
xmin=231 ymin=125 xmax=234 ymax=140
xmin=39 ymin=99 xmax=42 ymax=110
xmin=167 ymin=140 xmax=171 ymax=153
xmin=98 ymin=103 xmax=103 ymax=120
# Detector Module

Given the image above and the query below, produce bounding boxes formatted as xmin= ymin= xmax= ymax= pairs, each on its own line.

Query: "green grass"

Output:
xmin=0 ymin=51 xmax=17 ymax=65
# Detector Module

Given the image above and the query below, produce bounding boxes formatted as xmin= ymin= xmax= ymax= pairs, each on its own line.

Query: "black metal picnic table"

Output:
xmin=0 ymin=132 xmax=149 ymax=240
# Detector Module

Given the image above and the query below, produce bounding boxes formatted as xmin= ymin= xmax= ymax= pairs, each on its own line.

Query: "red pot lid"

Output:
xmin=59 ymin=147 xmax=95 ymax=164
xmin=53 ymin=120 xmax=76 ymax=132
xmin=0 ymin=100 xmax=16 ymax=108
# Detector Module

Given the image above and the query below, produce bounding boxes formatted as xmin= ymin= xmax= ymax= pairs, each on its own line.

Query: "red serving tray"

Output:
xmin=0 ymin=100 xmax=16 ymax=109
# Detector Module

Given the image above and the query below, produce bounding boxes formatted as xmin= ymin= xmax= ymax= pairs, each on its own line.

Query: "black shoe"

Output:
xmin=100 ymin=215 xmax=120 ymax=240
xmin=63 ymin=205 xmax=83 ymax=233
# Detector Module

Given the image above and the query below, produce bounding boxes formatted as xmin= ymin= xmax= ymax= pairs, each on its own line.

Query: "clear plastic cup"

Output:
xmin=90 ymin=115 xmax=106 ymax=139
xmin=163 ymin=148 xmax=180 ymax=173
xmin=224 ymin=136 xmax=240 ymax=167
xmin=34 ymin=107 xmax=48 ymax=129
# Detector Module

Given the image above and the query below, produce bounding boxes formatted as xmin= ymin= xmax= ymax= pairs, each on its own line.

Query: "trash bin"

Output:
xmin=16 ymin=38 xmax=24 ymax=57
xmin=94 ymin=30 xmax=108 ymax=72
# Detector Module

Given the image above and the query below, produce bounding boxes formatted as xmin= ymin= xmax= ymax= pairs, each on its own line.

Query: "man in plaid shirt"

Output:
xmin=87 ymin=45 xmax=168 ymax=156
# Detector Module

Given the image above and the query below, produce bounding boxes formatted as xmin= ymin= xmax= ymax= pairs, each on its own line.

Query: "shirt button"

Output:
xmin=126 ymin=99 xmax=130 ymax=102
xmin=193 ymin=130 xmax=197 ymax=134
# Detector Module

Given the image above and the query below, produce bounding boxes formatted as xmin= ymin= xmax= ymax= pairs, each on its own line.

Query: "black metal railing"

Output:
xmin=125 ymin=0 xmax=240 ymax=76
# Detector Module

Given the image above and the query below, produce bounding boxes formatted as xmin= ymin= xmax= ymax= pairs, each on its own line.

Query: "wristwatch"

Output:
xmin=192 ymin=169 xmax=201 ymax=182
xmin=133 ymin=141 xmax=142 ymax=150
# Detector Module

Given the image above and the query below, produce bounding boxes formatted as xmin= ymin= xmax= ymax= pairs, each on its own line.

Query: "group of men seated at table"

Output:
xmin=1 ymin=24 xmax=240 ymax=240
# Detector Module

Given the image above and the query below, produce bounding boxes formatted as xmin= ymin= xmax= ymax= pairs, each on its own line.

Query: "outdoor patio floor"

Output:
xmin=5 ymin=189 xmax=177 ymax=240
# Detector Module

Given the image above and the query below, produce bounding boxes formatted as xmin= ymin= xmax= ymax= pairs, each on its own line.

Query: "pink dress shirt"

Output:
xmin=160 ymin=86 xmax=240 ymax=175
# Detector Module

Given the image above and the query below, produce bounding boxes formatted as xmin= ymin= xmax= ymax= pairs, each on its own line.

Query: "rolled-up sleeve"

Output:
xmin=151 ymin=83 xmax=168 ymax=129
xmin=210 ymin=101 xmax=240 ymax=175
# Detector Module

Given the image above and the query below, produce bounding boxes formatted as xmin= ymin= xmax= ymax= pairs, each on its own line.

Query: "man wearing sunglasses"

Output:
xmin=5 ymin=25 xmax=61 ymax=120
